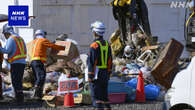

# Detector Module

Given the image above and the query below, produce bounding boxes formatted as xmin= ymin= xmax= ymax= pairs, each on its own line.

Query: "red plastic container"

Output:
xmin=108 ymin=93 xmax=126 ymax=104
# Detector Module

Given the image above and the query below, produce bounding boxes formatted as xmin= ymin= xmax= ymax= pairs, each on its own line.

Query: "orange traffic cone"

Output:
xmin=64 ymin=93 xmax=74 ymax=107
xmin=135 ymin=70 xmax=146 ymax=102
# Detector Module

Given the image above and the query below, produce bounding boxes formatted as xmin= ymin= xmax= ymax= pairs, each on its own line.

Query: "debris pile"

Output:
xmin=0 ymin=36 xmax=86 ymax=102
xmin=0 ymin=30 xmax=189 ymax=107
xmin=108 ymin=29 xmax=184 ymax=102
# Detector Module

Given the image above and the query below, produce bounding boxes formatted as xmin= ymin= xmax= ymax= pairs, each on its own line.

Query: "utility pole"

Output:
xmin=14 ymin=0 xmax=19 ymax=33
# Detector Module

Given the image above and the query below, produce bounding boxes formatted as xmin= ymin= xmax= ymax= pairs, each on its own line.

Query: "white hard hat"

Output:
xmin=2 ymin=23 xmax=14 ymax=34
xmin=91 ymin=21 xmax=106 ymax=36
xmin=35 ymin=29 xmax=47 ymax=36
xmin=124 ymin=45 xmax=134 ymax=58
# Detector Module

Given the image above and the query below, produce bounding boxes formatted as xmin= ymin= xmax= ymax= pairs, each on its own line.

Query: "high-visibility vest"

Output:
xmin=8 ymin=36 xmax=26 ymax=63
xmin=113 ymin=0 xmax=132 ymax=7
xmin=31 ymin=39 xmax=47 ymax=63
xmin=96 ymin=40 xmax=109 ymax=69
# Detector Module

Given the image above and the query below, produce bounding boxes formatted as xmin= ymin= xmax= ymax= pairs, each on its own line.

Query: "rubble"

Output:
xmin=108 ymin=28 xmax=187 ymax=103
xmin=0 ymin=29 xmax=188 ymax=107
xmin=23 ymin=64 xmax=34 ymax=84
xmin=110 ymin=30 xmax=124 ymax=57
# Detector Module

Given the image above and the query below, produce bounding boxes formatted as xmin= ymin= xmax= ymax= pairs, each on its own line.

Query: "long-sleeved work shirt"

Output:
xmin=0 ymin=33 xmax=26 ymax=64
xmin=31 ymin=35 xmax=65 ymax=63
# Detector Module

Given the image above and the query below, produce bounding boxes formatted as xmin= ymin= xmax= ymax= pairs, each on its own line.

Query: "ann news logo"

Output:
xmin=8 ymin=6 xmax=29 ymax=26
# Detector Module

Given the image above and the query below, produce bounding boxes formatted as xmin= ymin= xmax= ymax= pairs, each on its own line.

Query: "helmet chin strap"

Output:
xmin=94 ymin=32 xmax=103 ymax=39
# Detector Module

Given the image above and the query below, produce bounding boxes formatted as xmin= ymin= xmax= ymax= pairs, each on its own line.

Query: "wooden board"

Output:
xmin=141 ymin=45 xmax=159 ymax=52
xmin=151 ymin=39 xmax=184 ymax=89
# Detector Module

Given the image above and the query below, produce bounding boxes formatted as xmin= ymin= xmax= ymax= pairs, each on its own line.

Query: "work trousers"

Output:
xmin=89 ymin=70 xmax=110 ymax=106
xmin=31 ymin=60 xmax=46 ymax=88
xmin=10 ymin=63 xmax=25 ymax=100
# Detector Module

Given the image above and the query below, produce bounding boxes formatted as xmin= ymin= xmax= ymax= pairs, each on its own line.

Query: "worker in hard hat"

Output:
xmin=0 ymin=23 xmax=27 ymax=103
xmin=111 ymin=0 xmax=151 ymax=41
xmin=88 ymin=21 xmax=112 ymax=110
xmin=30 ymin=29 xmax=65 ymax=100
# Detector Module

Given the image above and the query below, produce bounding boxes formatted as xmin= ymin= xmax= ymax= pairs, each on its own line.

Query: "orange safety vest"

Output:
xmin=8 ymin=36 xmax=27 ymax=63
xmin=31 ymin=39 xmax=47 ymax=63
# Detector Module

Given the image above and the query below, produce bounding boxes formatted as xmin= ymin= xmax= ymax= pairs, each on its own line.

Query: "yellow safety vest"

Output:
xmin=96 ymin=40 xmax=109 ymax=69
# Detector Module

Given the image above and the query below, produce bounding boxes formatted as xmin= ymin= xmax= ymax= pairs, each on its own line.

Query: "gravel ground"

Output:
xmin=0 ymin=98 xmax=165 ymax=110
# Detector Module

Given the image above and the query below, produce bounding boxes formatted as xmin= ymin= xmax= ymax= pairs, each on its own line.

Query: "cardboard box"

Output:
xmin=51 ymin=41 xmax=79 ymax=61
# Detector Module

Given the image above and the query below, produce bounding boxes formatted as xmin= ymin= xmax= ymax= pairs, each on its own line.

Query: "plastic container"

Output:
xmin=108 ymin=81 xmax=133 ymax=94
xmin=108 ymin=93 xmax=127 ymax=104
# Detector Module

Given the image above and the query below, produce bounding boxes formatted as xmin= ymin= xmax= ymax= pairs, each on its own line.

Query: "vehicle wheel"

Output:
xmin=170 ymin=104 xmax=195 ymax=110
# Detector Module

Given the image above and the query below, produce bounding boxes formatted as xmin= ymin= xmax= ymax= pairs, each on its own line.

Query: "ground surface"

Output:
xmin=0 ymin=97 xmax=165 ymax=110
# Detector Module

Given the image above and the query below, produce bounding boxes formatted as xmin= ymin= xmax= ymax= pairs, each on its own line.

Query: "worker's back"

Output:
xmin=88 ymin=38 xmax=112 ymax=81
xmin=31 ymin=38 xmax=49 ymax=63
xmin=31 ymin=37 xmax=65 ymax=63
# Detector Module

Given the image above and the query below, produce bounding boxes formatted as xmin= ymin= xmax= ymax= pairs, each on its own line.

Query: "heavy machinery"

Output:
xmin=185 ymin=0 xmax=195 ymax=50
xmin=111 ymin=0 xmax=152 ymax=47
